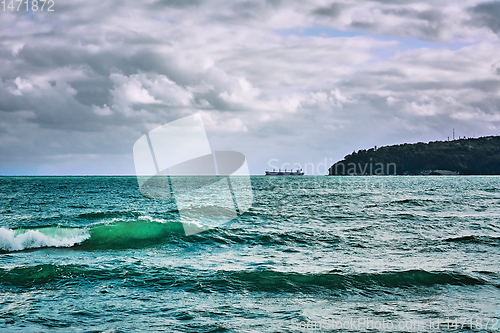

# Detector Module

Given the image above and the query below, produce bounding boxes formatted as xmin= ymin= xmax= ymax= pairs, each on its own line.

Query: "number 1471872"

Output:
xmin=2 ymin=0 xmax=54 ymax=11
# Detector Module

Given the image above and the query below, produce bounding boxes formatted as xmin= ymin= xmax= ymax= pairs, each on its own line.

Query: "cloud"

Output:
xmin=492 ymin=62 xmax=500 ymax=76
xmin=309 ymin=1 xmax=500 ymax=42
xmin=312 ymin=3 xmax=345 ymax=18
xmin=0 ymin=0 xmax=500 ymax=174
xmin=469 ymin=1 xmax=500 ymax=34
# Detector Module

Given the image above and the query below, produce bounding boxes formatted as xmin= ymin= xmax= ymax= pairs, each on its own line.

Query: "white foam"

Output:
xmin=137 ymin=215 xmax=169 ymax=223
xmin=0 ymin=227 xmax=90 ymax=252
xmin=104 ymin=215 xmax=169 ymax=224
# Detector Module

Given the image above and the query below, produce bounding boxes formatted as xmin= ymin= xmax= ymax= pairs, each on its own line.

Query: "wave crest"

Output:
xmin=0 ymin=219 xmax=188 ymax=252
xmin=0 ymin=226 xmax=90 ymax=252
xmin=0 ymin=265 xmax=489 ymax=292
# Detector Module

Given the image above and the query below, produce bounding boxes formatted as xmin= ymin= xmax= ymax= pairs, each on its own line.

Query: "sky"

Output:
xmin=1 ymin=0 xmax=500 ymax=175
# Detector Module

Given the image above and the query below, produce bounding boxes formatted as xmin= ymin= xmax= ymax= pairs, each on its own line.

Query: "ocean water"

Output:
xmin=0 ymin=176 xmax=499 ymax=332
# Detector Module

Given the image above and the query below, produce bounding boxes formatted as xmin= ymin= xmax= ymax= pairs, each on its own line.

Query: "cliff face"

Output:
xmin=329 ymin=136 xmax=500 ymax=175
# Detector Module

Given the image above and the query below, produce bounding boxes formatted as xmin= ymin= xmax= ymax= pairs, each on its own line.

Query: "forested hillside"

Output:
xmin=329 ymin=136 xmax=500 ymax=175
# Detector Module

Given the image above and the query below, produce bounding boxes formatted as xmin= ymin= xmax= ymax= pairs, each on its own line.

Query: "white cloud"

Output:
xmin=219 ymin=77 xmax=261 ymax=106
xmin=92 ymin=104 xmax=112 ymax=116
xmin=111 ymin=73 xmax=160 ymax=105
xmin=8 ymin=77 xmax=33 ymax=96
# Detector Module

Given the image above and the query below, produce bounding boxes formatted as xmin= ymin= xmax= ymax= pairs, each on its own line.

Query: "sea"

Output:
xmin=0 ymin=176 xmax=499 ymax=332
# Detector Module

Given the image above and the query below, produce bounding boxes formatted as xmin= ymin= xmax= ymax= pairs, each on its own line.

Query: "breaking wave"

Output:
xmin=0 ymin=219 xmax=188 ymax=252
xmin=0 ymin=226 xmax=90 ymax=252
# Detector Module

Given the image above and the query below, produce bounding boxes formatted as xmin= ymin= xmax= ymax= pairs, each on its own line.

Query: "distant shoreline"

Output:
xmin=329 ymin=136 xmax=500 ymax=176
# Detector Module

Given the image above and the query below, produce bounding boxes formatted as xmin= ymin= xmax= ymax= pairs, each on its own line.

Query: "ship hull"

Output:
xmin=265 ymin=171 xmax=304 ymax=176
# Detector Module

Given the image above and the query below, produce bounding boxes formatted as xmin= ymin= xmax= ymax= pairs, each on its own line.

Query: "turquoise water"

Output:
xmin=0 ymin=176 xmax=499 ymax=332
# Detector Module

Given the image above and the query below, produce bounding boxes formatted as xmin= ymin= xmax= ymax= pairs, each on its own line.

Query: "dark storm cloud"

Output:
xmin=469 ymin=1 xmax=500 ymax=34
xmin=355 ymin=7 xmax=445 ymax=40
xmin=72 ymin=78 xmax=113 ymax=107
xmin=211 ymin=0 xmax=290 ymax=24
xmin=0 ymin=78 xmax=107 ymax=132
xmin=152 ymin=0 xmax=202 ymax=8
xmin=350 ymin=21 xmax=378 ymax=30
xmin=367 ymin=0 xmax=422 ymax=3
xmin=309 ymin=1 xmax=500 ymax=42
xmin=492 ymin=62 xmax=500 ymax=75
xmin=312 ymin=3 xmax=345 ymax=18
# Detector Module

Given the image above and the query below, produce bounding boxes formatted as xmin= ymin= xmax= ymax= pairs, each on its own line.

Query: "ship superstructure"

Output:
xmin=265 ymin=168 xmax=304 ymax=176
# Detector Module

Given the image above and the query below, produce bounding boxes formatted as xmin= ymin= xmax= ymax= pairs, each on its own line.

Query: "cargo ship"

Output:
xmin=265 ymin=168 xmax=304 ymax=176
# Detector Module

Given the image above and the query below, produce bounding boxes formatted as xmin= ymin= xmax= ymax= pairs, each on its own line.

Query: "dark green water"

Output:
xmin=0 ymin=176 xmax=499 ymax=332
